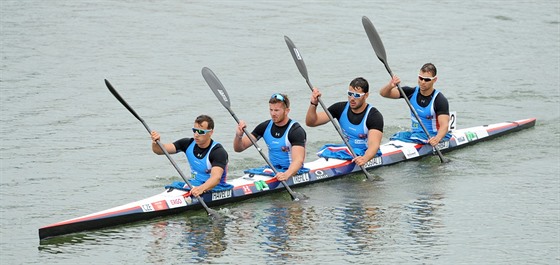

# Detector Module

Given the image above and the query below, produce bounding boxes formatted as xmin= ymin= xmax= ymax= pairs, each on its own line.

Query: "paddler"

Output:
xmin=150 ymin=114 xmax=231 ymax=196
xmin=379 ymin=63 xmax=452 ymax=146
xmin=305 ymin=77 xmax=384 ymax=166
xmin=233 ymin=93 xmax=308 ymax=182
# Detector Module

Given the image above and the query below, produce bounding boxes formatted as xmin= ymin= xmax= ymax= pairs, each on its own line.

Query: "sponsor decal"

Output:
xmin=212 ymin=190 xmax=232 ymax=201
xmin=402 ymin=146 xmax=420 ymax=159
xmin=436 ymin=141 xmax=449 ymax=150
xmin=218 ymin=89 xmax=228 ymax=103
xmin=455 ymin=135 xmax=467 ymax=145
xmin=293 ymin=47 xmax=302 ymax=60
xmin=364 ymin=157 xmax=383 ymax=168
xmin=465 ymin=131 xmax=478 ymax=141
xmin=314 ymin=169 xmax=330 ymax=180
xmin=242 ymin=185 xmax=253 ymax=195
xmin=166 ymin=197 xmax=187 ymax=208
xmin=292 ymin=173 xmax=310 ymax=184
xmin=141 ymin=203 xmax=154 ymax=212
xmin=354 ymin=139 xmax=367 ymax=145
xmin=152 ymin=201 xmax=168 ymax=211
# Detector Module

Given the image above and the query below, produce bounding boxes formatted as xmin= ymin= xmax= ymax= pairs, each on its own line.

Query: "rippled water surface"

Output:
xmin=1 ymin=1 xmax=559 ymax=264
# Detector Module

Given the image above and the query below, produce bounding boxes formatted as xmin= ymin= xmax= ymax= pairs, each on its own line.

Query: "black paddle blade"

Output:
xmin=202 ymin=67 xmax=231 ymax=109
xmin=362 ymin=16 xmax=390 ymax=71
xmin=284 ymin=36 xmax=310 ymax=81
xmin=104 ymin=79 xmax=144 ymax=123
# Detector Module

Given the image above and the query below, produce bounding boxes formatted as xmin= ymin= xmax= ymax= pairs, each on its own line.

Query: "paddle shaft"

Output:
xmin=104 ymin=79 xmax=218 ymax=216
xmin=284 ymin=36 xmax=377 ymax=181
xmin=201 ymin=67 xmax=304 ymax=201
xmin=361 ymin=16 xmax=446 ymax=163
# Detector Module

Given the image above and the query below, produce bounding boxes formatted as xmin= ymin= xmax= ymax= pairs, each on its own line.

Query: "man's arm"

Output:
xmin=306 ymin=105 xmax=332 ymax=127
xmin=276 ymin=145 xmax=305 ymax=182
xmin=353 ymin=129 xmax=382 ymax=166
xmin=306 ymin=88 xmax=333 ymax=127
xmin=190 ymin=166 xmax=223 ymax=197
xmin=276 ymin=125 xmax=306 ymax=182
xmin=379 ymin=75 xmax=402 ymax=99
xmin=428 ymin=114 xmax=449 ymax=146
xmin=233 ymin=120 xmax=260 ymax=152
xmin=427 ymin=93 xmax=450 ymax=146
xmin=151 ymin=131 xmax=178 ymax=155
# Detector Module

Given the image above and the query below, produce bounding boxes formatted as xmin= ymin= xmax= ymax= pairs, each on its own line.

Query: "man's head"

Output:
xmin=269 ymin=93 xmax=290 ymax=125
xmin=192 ymin=115 xmax=214 ymax=146
xmin=194 ymin=114 xmax=214 ymax=130
xmin=347 ymin=77 xmax=369 ymax=111
xmin=417 ymin=63 xmax=438 ymax=91
xmin=420 ymin=63 xmax=437 ymax=77
xmin=349 ymin=77 xmax=369 ymax=93
xmin=269 ymin=93 xmax=290 ymax=108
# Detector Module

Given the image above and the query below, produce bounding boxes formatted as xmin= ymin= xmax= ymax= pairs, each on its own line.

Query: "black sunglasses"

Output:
xmin=418 ymin=75 xmax=436 ymax=82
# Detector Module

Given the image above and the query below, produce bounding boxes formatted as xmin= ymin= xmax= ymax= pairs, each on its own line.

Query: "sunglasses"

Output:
xmin=347 ymin=90 xmax=366 ymax=98
xmin=418 ymin=75 xmax=436 ymax=82
xmin=270 ymin=93 xmax=285 ymax=101
xmin=192 ymin=127 xmax=212 ymax=135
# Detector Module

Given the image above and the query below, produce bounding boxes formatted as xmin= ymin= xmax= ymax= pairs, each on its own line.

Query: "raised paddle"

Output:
xmin=104 ymin=79 xmax=220 ymax=217
xmin=284 ymin=35 xmax=380 ymax=181
xmin=361 ymin=16 xmax=448 ymax=163
xmin=201 ymin=67 xmax=307 ymax=202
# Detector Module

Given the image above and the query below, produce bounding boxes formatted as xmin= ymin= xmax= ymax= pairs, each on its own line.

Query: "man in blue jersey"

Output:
xmin=150 ymin=115 xmax=230 ymax=196
xmin=379 ymin=63 xmax=451 ymax=146
xmin=305 ymin=77 xmax=384 ymax=166
xmin=233 ymin=93 xmax=307 ymax=182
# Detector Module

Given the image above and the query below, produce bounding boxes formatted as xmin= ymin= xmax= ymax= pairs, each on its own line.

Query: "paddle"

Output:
xmin=201 ymin=67 xmax=307 ymax=201
xmin=104 ymin=79 xmax=220 ymax=217
xmin=284 ymin=35 xmax=379 ymax=181
xmin=361 ymin=16 xmax=447 ymax=163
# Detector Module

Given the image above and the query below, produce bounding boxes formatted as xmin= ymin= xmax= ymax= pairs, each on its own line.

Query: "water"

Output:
xmin=1 ymin=0 xmax=559 ymax=264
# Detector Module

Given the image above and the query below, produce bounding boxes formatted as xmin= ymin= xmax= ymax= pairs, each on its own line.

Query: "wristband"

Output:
xmin=310 ymin=101 xmax=318 ymax=106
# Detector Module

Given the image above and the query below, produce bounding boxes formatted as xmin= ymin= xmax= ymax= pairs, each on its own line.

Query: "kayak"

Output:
xmin=38 ymin=118 xmax=536 ymax=240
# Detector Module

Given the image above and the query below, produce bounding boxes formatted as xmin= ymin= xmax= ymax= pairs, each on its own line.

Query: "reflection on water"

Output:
xmin=38 ymin=233 xmax=98 ymax=253
xmin=145 ymin=214 xmax=228 ymax=264
xmin=404 ymin=193 xmax=446 ymax=261
xmin=256 ymin=201 xmax=317 ymax=263
xmin=181 ymin=216 xmax=228 ymax=262
xmin=335 ymin=203 xmax=382 ymax=255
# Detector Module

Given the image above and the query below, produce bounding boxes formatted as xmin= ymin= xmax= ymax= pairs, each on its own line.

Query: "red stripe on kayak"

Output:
xmin=41 ymin=205 xmax=144 ymax=228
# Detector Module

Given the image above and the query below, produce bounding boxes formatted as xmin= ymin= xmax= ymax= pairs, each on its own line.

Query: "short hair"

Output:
xmin=349 ymin=77 xmax=369 ymax=93
xmin=269 ymin=93 xmax=290 ymax=108
xmin=420 ymin=63 xmax=437 ymax=76
xmin=195 ymin=115 xmax=214 ymax=130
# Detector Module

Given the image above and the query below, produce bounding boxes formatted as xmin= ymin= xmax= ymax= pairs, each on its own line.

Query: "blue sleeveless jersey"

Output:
xmin=185 ymin=141 xmax=227 ymax=185
xmin=263 ymin=120 xmax=295 ymax=169
xmin=410 ymin=86 xmax=440 ymax=134
xmin=338 ymin=102 xmax=373 ymax=153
